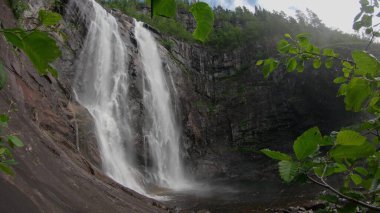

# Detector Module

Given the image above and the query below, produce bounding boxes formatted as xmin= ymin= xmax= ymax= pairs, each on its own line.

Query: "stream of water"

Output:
xmin=135 ymin=21 xmax=190 ymax=190
xmin=72 ymin=0 xmax=190 ymax=197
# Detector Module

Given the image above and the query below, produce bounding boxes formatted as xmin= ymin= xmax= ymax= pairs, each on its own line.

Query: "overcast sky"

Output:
xmin=203 ymin=0 xmax=361 ymax=34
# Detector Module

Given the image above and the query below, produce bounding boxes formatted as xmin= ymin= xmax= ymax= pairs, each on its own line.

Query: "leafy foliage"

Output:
xmin=38 ymin=10 xmax=62 ymax=27
xmin=2 ymin=29 xmax=61 ymax=76
xmin=261 ymin=149 xmax=292 ymax=161
xmin=258 ymin=0 xmax=380 ymax=211
xmin=150 ymin=0 xmax=213 ymax=42
xmin=7 ymin=0 xmax=29 ymax=19
xmin=1 ymin=10 xmax=62 ymax=76
xmin=0 ymin=108 xmax=24 ymax=176
xmin=101 ymin=0 xmax=194 ymax=41
xmin=278 ymin=161 xmax=298 ymax=183
xmin=152 ymin=0 xmax=176 ymax=18
xmin=0 ymin=64 xmax=8 ymax=90
xmin=293 ymin=127 xmax=321 ymax=160
xmin=189 ymin=2 xmax=214 ymax=42
xmin=0 ymin=8 xmax=62 ymax=175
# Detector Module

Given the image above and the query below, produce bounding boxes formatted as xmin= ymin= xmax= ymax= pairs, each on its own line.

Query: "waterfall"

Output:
xmin=135 ymin=21 xmax=189 ymax=189
xmin=72 ymin=0 xmax=190 ymax=196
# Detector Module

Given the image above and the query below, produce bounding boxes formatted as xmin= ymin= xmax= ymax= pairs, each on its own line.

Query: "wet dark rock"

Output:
xmin=0 ymin=0 xmax=168 ymax=212
xmin=164 ymin=30 xmax=361 ymax=180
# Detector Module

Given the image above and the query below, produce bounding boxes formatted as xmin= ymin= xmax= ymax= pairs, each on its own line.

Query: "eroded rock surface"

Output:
xmin=0 ymin=1 xmax=168 ymax=212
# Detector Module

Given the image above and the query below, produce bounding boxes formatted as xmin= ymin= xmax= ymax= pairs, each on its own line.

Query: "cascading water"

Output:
xmin=72 ymin=0 xmax=190 ymax=196
xmin=135 ymin=21 xmax=189 ymax=189
xmin=72 ymin=0 xmax=146 ymax=195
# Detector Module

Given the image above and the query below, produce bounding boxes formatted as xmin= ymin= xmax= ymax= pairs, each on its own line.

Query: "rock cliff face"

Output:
xmin=0 ymin=0 xmax=359 ymax=211
xmin=164 ymin=33 xmax=359 ymax=180
xmin=0 ymin=0 xmax=167 ymax=212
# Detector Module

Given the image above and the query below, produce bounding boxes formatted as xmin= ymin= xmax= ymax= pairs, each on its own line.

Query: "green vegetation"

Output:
xmin=100 ymin=0 xmax=214 ymax=42
xmin=0 ymin=9 xmax=62 ymax=175
xmin=0 ymin=65 xmax=23 ymax=176
xmin=189 ymin=2 xmax=214 ymax=42
xmin=207 ymin=6 xmax=375 ymax=52
xmin=259 ymin=0 xmax=380 ymax=211
xmin=100 ymin=0 xmax=194 ymax=41
xmin=7 ymin=0 xmax=29 ymax=19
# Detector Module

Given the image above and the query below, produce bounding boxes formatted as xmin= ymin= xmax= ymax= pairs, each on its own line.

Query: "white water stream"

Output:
xmin=72 ymin=0 xmax=190 ymax=196
xmin=135 ymin=21 xmax=189 ymax=189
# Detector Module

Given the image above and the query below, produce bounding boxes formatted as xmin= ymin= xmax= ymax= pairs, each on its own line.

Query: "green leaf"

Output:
xmin=323 ymin=48 xmax=335 ymax=57
xmin=289 ymin=47 xmax=298 ymax=54
xmin=342 ymin=68 xmax=351 ymax=77
xmin=277 ymin=39 xmax=290 ymax=53
xmin=343 ymin=61 xmax=353 ymax=69
xmin=0 ymin=163 xmax=15 ymax=176
xmin=354 ymin=11 xmax=363 ymax=22
xmin=286 ymin=58 xmax=297 ymax=72
xmin=2 ymin=29 xmax=61 ymax=76
xmin=325 ymin=57 xmax=333 ymax=69
xmin=190 ymin=2 xmax=214 ymax=42
xmin=296 ymin=34 xmax=310 ymax=49
xmin=320 ymin=136 xmax=334 ymax=146
xmin=256 ymin=60 xmax=263 ymax=66
xmin=360 ymin=0 xmax=369 ymax=6
xmin=354 ymin=167 xmax=368 ymax=176
xmin=363 ymin=6 xmax=374 ymax=13
xmin=336 ymin=130 xmax=366 ymax=146
xmin=361 ymin=14 xmax=372 ymax=27
xmin=319 ymin=194 xmax=339 ymax=203
xmin=334 ymin=163 xmax=348 ymax=173
xmin=278 ymin=160 xmax=298 ymax=183
xmin=0 ymin=114 xmax=9 ymax=126
xmin=261 ymin=149 xmax=292 ymax=161
xmin=284 ymin=33 xmax=291 ymax=39
xmin=365 ymin=27 xmax=373 ymax=34
xmin=338 ymin=203 xmax=358 ymax=213
xmin=2 ymin=159 xmax=17 ymax=165
xmin=8 ymin=135 xmax=24 ymax=147
xmin=369 ymin=97 xmax=380 ymax=112
xmin=350 ymin=173 xmax=362 ymax=185
xmin=313 ymin=58 xmax=321 ymax=69
xmin=262 ymin=58 xmax=279 ymax=79
xmin=296 ymin=33 xmax=309 ymax=41
xmin=313 ymin=165 xmax=325 ymax=177
xmin=0 ymin=147 xmax=7 ymax=155
xmin=352 ymin=50 xmax=380 ymax=77
xmin=47 ymin=66 xmax=58 ymax=78
xmin=38 ymin=10 xmax=62 ymax=27
xmin=153 ymin=0 xmax=176 ymax=18
xmin=2 ymin=29 xmax=26 ymax=48
xmin=0 ymin=63 xmax=8 ymax=90
xmin=312 ymin=46 xmax=320 ymax=55
xmin=330 ymin=141 xmax=376 ymax=160
xmin=296 ymin=60 xmax=304 ymax=73
xmin=338 ymin=83 xmax=348 ymax=96
xmin=333 ymin=77 xmax=346 ymax=84
xmin=293 ymin=127 xmax=321 ymax=160
xmin=344 ymin=78 xmax=371 ymax=112
xmin=342 ymin=190 xmax=366 ymax=200
xmin=353 ymin=21 xmax=363 ymax=31
xmin=22 ymin=31 xmax=61 ymax=75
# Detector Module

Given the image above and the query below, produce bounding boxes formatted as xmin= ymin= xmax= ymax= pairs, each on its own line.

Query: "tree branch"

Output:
xmin=307 ymin=175 xmax=380 ymax=211
xmin=366 ymin=34 xmax=375 ymax=51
